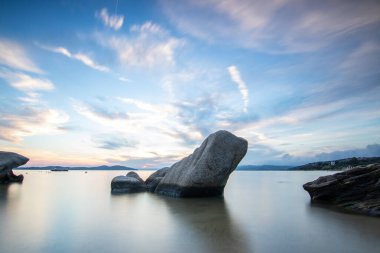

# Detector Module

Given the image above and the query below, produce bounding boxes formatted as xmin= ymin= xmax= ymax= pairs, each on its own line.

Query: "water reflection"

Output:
xmin=161 ymin=196 xmax=252 ymax=253
xmin=0 ymin=185 xmax=9 ymax=200
xmin=1 ymin=171 xmax=380 ymax=253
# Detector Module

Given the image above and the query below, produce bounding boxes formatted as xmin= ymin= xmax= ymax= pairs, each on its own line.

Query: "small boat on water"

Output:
xmin=50 ymin=168 xmax=69 ymax=172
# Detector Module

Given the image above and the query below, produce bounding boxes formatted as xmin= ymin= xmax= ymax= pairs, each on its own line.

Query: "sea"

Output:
xmin=0 ymin=170 xmax=379 ymax=253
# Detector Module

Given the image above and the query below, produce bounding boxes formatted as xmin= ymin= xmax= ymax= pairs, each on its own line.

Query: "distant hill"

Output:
xmin=19 ymin=157 xmax=380 ymax=171
xmin=19 ymin=165 xmax=137 ymax=171
xmin=290 ymin=157 xmax=380 ymax=171
xmin=237 ymin=165 xmax=292 ymax=171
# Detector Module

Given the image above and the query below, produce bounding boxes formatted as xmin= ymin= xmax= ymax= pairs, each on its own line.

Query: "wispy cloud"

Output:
xmin=96 ymin=22 xmax=183 ymax=67
xmin=0 ymin=68 xmax=54 ymax=91
xmin=37 ymin=44 xmax=110 ymax=72
xmin=0 ymin=104 xmax=69 ymax=142
xmin=0 ymin=38 xmax=43 ymax=73
xmin=119 ymin=76 xmax=131 ymax=82
xmin=340 ymin=41 xmax=380 ymax=75
xmin=95 ymin=8 xmax=124 ymax=31
xmin=228 ymin=66 xmax=249 ymax=112
xmin=130 ymin=21 xmax=164 ymax=34
xmin=93 ymin=134 xmax=135 ymax=150
xmin=162 ymin=0 xmax=380 ymax=52
xmin=71 ymin=100 xmax=129 ymax=126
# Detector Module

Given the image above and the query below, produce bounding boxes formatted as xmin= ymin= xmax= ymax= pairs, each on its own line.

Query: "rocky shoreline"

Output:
xmin=303 ymin=164 xmax=380 ymax=217
xmin=0 ymin=151 xmax=28 ymax=184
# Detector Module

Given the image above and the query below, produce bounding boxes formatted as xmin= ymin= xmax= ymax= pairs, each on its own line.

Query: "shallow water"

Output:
xmin=0 ymin=170 xmax=379 ymax=253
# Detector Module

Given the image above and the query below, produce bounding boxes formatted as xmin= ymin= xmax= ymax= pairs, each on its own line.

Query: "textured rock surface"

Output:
xmin=0 ymin=151 xmax=29 ymax=184
xmin=145 ymin=167 xmax=170 ymax=192
xmin=303 ymin=164 xmax=380 ymax=217
xmin=111 ymin=171 xmax=146 ymax=193
xmin=155 ymin=130 xmax=248 ymax=197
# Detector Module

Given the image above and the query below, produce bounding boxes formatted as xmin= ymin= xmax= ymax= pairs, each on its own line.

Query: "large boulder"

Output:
xmin=303 ymin=164 xmax=380 ymax=217
xmin=111 ymin=171 xmax=146 ymax=194
xmin=145 ymin=167 xmax=170 ymax=192
xmin=154 ymin=130 xmax=248 ymax=197
xmin=0 ymin=151 xmax=29 ymax=184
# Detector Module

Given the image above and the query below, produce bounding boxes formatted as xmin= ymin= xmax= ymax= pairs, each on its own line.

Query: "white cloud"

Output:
xmin=130 ymin=21 xmax=164 ymax=34
xmin=162 ymin=0 xmax=380 ymax=52
xmin=73 ymin=53 xmax=110 ymax=72
xmin=38 ymin=44 xmax=110 ymax=72
xmin=18 ymin=92 xmax=42 ymax=104
xmin=96 ymin=22 xmax=183 ymax=67
xmin=0 ymin=106 xmax=69 ymax=142
xmin=72 ymin=96 xmax=205 ymax=159
xmin=0 ymin=68 xmax=54 ymax=91
xmin=96 ymin=8 xmax=124 ymax=31
xmin=119 ymin=76 xmax=131 ymax=82
xmin=0 ymin=38 xmax=43 ymax=73
xmin=118 ymin=97 xmax=165 ymax=113
xmin=227 ymin=66 xmax=249 ymax=112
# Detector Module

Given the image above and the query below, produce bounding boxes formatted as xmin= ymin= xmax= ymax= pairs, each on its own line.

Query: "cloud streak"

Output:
xmin=0 ymin=68 xmax=54 ymax=91
xmin=93 ymin=134 xmax=135 ymax=150
xmin=0 ymin=38 xmax=43 ymax=73
xmin=96 ymin=8 xmax=124 ymax=31
xmin=72 ymin=100 xmax=129 ymax=126
xmin=38 ymin=44 xmax=110 ymax=72
xmin=162 ymin=0 xmax=380 ymax=52
xmin=228 ymin=66 xmax=249 ymax=112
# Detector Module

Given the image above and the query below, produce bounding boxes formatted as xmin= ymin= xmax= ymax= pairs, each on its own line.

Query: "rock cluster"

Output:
xmin=111 ymin=130 xmax=248 ymax=197
xmin=0 ymin=151 xmax=29 ymax=183
xmin=303 ymin=164 xmax=380 ymax=217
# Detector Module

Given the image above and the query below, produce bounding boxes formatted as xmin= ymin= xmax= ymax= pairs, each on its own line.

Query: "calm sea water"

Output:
xmin=0 ymin=170 xmax=379 ymax=253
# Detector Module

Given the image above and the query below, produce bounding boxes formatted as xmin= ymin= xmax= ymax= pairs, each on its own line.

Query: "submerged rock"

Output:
xmin=0 ymin=151 xmax=29 ymax=184
xmin=111 ymin=171 xmax=146 ymax=194
xmin=154 ymin=130 xmax=248 ymax=197
xmin=303 ymin=164 xmax=380 ymax=217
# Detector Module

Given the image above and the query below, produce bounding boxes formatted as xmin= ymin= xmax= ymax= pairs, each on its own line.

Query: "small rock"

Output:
xmin=111 ymin=171 xmax=146 ymax=194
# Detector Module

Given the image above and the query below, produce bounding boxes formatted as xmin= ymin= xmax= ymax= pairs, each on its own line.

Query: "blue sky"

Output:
xmin=0 ymin=0 xmax=379 ymax=167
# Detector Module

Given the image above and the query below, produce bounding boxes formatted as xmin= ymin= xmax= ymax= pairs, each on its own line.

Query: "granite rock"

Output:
xmin=303 ymin=164 xmax=380 ymax=217
xmin=0 ymin=151 xmax=28 ymax=184
xmin=111 ymin=171 xmax=146 ymax=194
xmin=145 ymin=167 xmax=170 ymax=192
xmin=154 ymin=130 xmax=248 ymax=197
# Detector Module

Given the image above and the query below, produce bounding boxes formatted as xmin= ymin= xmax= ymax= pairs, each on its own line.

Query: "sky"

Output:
xmin=0 ymin=0 xmax=380 ymax=168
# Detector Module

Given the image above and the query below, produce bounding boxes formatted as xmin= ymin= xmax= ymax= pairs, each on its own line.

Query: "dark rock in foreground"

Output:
xmin=111 ymin=171 xmax=146 ymax=194
xmin=303 ymin=164 xmax=380 ymax=217
xmin=145 ymin=167 xmax=170 ymax=192
xmin=0 ymin=151 xmax=29 ymax=184
xmin=154 ymin=130 xmax=248 ymax=197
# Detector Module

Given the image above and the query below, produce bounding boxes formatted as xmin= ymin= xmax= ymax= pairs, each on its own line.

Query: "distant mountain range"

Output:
xmin=19 ymin=156 xmax=380 ymax=171
xmin=290 ymin=156 xmax=380 ymax=170
xmin=237 ymin=165 xmax=292 ymax=171
xmin=20 ymin=165 xmax=137 ymax=171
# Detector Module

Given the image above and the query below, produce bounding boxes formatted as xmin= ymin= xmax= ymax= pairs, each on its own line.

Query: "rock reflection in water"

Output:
xmin=161 ymin=196 xmax=251 ymax=253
